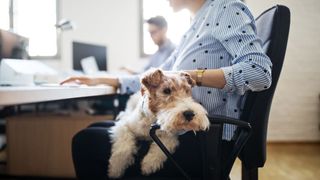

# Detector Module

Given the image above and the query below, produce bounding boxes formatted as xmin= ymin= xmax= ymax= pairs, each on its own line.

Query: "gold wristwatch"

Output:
xmin=195 ymin=68 xmax=206 ymax=86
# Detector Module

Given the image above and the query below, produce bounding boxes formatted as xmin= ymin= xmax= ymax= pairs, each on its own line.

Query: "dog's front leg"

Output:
xmin=141 ymin=135 xmax=179 ymax=175
xmin=108 ymin=128 xmax=137 ymax=178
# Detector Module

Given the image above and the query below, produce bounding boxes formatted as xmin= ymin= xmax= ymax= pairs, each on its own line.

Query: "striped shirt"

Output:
xmin=119 ymin=0 xmax=272 ymax=140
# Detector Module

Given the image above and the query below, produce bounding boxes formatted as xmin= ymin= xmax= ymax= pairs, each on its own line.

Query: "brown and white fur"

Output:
xmin=108 ymin=69 xmax=210 ymax=178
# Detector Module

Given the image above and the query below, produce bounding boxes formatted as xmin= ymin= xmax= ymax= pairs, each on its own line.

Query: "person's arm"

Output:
xmin=61 ymin=51 xmax=179 ymax=94
xmin=119 ymin=67 xmax=138 ymax=75
xmin=185 ymin=69 xmax=226 ymax=89
xmin=60 ymin=76 xmax=120 ymax=88
xmin=208 ymin=1 xmax=272 ymax=95
xmin=60 ymin=74 xmax=142 ymax=95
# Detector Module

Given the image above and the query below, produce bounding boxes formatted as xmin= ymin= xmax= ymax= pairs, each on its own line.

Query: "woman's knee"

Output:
xmin=72 ymin=127 xmax=112 ymax=179
xmin=72 ymin=127 xmax=112 ymax=158
xmin=87 ymin=121 xmax=115 ymax=128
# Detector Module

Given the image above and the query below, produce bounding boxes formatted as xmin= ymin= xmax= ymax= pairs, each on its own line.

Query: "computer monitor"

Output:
xmin=0 ymin=29 xmax=29 ymax=60
xmin=72 ymin=41 xmax=107 ymax=71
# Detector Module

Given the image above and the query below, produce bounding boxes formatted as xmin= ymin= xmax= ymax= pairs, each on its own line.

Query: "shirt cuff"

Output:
xmin=221 ymin=66 xmax=235 ymax=93
xmin=221 ymin=64 xmax=246 ymax=95
xmin=118 ymin=75 xmax=141 ymax=94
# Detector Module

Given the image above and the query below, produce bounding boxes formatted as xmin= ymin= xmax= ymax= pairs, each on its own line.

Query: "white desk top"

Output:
xmin=0 ymin=85 xmax=116 ymax=106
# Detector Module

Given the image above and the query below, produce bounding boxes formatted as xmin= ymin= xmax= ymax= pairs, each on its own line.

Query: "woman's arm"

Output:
xmin=206 ymin=1 xmax=272 ymax=95
xmin=185 ymin=69 xmax=226 ymax=89
xmin=60 ymin=76 xmax=120 ymax=88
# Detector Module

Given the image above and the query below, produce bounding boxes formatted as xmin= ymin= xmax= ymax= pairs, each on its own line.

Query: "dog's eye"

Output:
xmin=163 ymin=88 xmax=171 ymax=95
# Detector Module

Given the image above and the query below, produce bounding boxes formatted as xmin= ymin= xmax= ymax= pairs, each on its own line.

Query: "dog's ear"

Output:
xmin=180 ymin=72 xmax=196 ymax=87
xmin=141 ymin=69 xmax=164 ymax=90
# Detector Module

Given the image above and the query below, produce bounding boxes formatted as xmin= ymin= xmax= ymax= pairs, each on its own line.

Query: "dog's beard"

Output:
xmin=155 ymin=98 xmax=209 ymax=134
xmin=156 ymin=107 xmax=184 ymax=134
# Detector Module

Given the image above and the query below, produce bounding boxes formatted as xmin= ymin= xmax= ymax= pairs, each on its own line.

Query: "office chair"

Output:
xmin=149 ymin=5 xmax=291 ymax=180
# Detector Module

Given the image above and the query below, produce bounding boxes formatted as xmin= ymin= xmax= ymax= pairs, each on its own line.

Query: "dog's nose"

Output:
xmin=183 ymin=110 xmax=195 ymax=121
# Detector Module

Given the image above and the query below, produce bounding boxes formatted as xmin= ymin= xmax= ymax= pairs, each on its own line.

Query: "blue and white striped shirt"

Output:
xmin=119 ymin=0 xmax=272 ymax=140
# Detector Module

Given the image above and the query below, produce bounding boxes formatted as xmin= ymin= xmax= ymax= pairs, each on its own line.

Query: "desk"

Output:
xmin=0 ymin=85 xmax=116 ymax=178
xmin=0 ymin=85 xmax=116 ymax=106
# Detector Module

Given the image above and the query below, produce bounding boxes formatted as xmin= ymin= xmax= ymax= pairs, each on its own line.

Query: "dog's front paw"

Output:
xmin=141 ymin=155 xmax=164 ymax=175
xmin=141 ymin=161 xmax=158 ymax=176
xmin=108 ymin=163 xmax=124 ymax=179
xmin=108 ymin=154 xmax=132 ymax=178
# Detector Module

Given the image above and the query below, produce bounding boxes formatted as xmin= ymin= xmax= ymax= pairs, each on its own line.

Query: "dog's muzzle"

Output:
xmin=183 ymin=110 xmax=195 ymax=121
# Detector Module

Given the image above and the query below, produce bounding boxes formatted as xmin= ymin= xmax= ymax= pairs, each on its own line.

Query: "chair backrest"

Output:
xmin=239 ymin=5 xmax=291 ymax=169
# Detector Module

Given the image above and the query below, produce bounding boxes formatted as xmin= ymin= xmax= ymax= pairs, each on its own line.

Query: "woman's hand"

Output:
xmin=60 ymin=76 xmax=99 ymax=86
xmin=60 ymin=76 xmax=120 ymax=88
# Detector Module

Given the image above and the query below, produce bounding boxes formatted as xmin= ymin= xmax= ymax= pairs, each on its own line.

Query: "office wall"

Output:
xmin=57 ymin=0 xmax=141 ymax=71
xmin=246 ymin=0 xmax=320 ymax=141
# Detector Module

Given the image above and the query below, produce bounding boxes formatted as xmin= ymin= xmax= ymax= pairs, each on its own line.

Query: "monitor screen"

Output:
xmin=0 ymin=29 xmax=29 ymax=60
xmin=72 ymin=41 xmax=107 ymax=71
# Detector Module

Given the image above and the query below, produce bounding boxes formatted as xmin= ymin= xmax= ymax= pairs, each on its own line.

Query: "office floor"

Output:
xmin=0 ymin=143 xmax=319 ymax=180
xmin=230 ymin=143 xmax=320 ymax=180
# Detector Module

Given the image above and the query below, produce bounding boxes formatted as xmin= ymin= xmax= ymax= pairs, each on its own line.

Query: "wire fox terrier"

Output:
xmin=108 ymin=69 xmax=210 ymax=178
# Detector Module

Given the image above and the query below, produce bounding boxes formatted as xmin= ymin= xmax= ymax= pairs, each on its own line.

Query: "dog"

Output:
xmin=108 ymin=69 xmax=210 ymax=178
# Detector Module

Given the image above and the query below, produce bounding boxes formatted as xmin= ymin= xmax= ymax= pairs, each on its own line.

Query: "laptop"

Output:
xmin=80 ymin=56 xmax=100 ymax=75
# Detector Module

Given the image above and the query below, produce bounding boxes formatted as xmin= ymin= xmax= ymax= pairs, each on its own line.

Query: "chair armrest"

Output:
xmin=149 ymin=116 xmax=252 ymax=180
xmin=208 ymin=115 xmax=251 ymax=130
xmin=208 ymin=115 xmax=252 ymax=179
xmin=149 ymin=124 xmax=192 ymax=180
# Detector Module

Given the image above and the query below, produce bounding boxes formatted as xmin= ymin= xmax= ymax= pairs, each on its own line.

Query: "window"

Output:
xmin=0 ymin=1 xmax=10 ymax=30
xmin=141 ymin=0 xmax=191 ymax=55
xmin=0 ymin=0 xmax=59 ymax=58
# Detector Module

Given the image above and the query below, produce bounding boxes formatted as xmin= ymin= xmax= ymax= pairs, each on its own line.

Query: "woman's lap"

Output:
xmin=72 ymin=121 xmax=204 ymax=179
xmin=72 ymin=127 xmax=112 ymax=180
xmin=87 ymin=120 xmax=115 ymax=128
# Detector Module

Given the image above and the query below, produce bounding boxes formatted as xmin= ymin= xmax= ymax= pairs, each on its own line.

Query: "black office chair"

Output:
xmin=150 ymin=5 xmax=291 ymax=180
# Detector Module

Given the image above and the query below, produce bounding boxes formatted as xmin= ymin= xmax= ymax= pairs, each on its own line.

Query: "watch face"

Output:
xmin=196 ymin=69 xmax=204 ymax=86
xmin=197 ymin=69 xmax=205 ymax=74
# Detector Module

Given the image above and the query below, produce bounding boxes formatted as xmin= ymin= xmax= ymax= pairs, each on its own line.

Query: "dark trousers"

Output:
xmin=72 ymin=121 xmax=233 ymax=180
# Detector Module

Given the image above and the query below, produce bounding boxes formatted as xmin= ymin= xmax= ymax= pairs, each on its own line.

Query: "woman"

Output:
xmin=62 ymin=0 xmax=272 ymax=179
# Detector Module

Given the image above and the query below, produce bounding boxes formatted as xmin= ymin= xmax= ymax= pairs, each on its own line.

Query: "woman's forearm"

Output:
xmin=96 ymin=77 xmax=120 ymax=88
xmin=185 ymin=69 xmax=226 ymax=89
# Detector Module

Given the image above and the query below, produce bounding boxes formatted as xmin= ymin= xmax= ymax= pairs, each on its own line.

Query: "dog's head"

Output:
xmin=141 ymin=69 xmax=209 ymax=133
